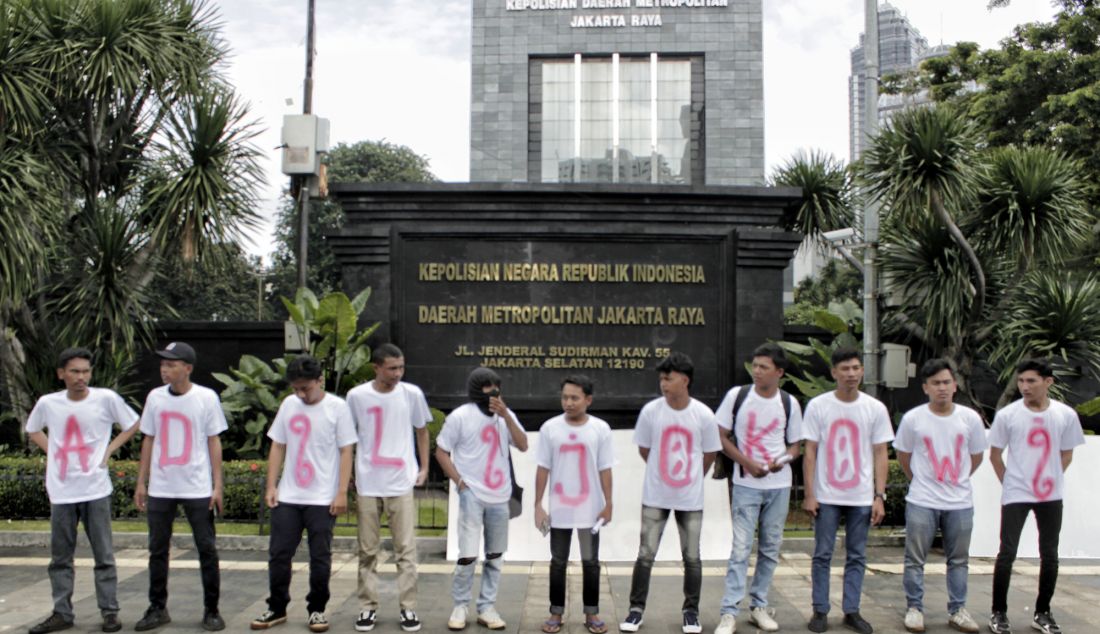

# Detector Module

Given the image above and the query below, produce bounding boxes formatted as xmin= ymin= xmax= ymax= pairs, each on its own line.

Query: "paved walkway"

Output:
xmin=2 ymin=540 xmax=1099 ymax=633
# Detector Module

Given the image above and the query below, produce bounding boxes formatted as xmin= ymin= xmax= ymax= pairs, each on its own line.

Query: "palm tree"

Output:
xmin=0 ymin=0 xmax=264 ymax=426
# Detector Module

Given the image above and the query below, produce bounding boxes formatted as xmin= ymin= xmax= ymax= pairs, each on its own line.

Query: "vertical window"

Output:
xmin=536 ymin=54 xmax=697 ymax=185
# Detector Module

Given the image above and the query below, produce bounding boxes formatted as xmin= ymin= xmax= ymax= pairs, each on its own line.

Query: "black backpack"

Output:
xmin=712 ymin=385 xmax=795 ymax=480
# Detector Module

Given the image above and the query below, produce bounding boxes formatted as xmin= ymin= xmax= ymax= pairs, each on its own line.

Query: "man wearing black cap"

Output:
xmin=133 ymin=342 xmax=228 ymax=631
xmin=435 ymin=368 xmax=528 ymax=631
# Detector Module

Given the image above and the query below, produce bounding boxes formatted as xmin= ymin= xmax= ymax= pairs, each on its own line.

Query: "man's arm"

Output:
xmin=415 ymin=426 xmax=430 ymax=486
xmin=970 ymin=452 xmax=984 ymax=475
xmin=702 ymin=451 xmax=717 ymax=476
xmin=989 ymin=446 xmax=1006 ymax=483
xmin=534 ymin=465 xmax=550 ymax=529
xmin=134 ymin=435 xmax=154 ymax=512
xmin=598 ymin=468 xmax=613 ymax=524
xmin=491 ymin=397 xmax=528 ymax=452
xmin=802 ymin=440 xmax=819 ymax=517
xmin=435 ymin=446 xmax=465 ymax=490
xmin=718 ymin=425 xmax=767 ymax=478
xmin=28 ymin=431 xmax=48 ymax=453
xmin=208 ymin=435 xmax=224 ymax=514
xmin=1061 ymin=449 xmax=1074 ymax=472
xmin=637 ymin=446 xmax=650 ymax=461
xmin=871 ymin=442 xmax=888 ymax=526
xmin=330 ymin=444 xmax=353 ymax=516
xmin=104 ymin=424 xmax=138 ymax=464
xmin=896 ymin=450 xmax=913 ymax=481
xmin=265 ymin=442 xmax=286 ymax=508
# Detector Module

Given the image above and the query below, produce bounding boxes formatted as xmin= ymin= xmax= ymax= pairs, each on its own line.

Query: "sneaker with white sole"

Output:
xmin=904 ymin=608 xmax=925 ymax=633
xmin=681 ymin=612 xmax=702 ymax=634
xmin=307 ymin=612 xmax=329 ymax=633
xmin=947 ymin=608 xmax=978 ymax=633
xmin=1031 ymin=611 xmax=1061 ymax=634
xmin=750 ymin=607 xmax=778 ymax=632
xmin=476 ymin=608 xmax=506 ymax=630
xmin=448 ymin=606 xmax=468 ymax=631
xmin=399 ymin=609 xmax=421 ymax=632
xmin=354 ymin=610 xmax=376 ymax=632
xmin=619 ymin=611 xmax=644 ymax=633
xmin=988 ymin=611 xmax=1011 ymax=634
xmin=715 ymin=614 xmax=737 ymax=634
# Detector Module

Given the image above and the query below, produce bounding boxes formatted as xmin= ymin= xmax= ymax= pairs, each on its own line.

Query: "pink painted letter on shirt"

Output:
xmin=658 ymin=425 xmax=694 ymax=488
xmin=57 ymin=415 xmax=93 ymax=481
xmin=553 ymin=432 xmax=590 ymax=507
xmin=481 ymin=424 xmax=506 ymax=490
xmin=158 ymin=411 xmax=193 ymax=467
xmin=923 ymin=433 xmax=965 ymax=485
xmin=742 ymin=411 xmax=779 ymax=463
xmin=289 ymin=414 xmax=316 ymax=488
xmin=825 ymin=418 xmax=861 ymax=490
xmin=368 ymin=406 xmax=405 ymax=469
xmin=1027 ymin=417 xmax=1054 ymax=501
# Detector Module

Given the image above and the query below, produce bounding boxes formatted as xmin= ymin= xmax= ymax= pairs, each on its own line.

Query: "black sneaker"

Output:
xmin=134 ymin=607 xmax=171 ymax=632
xmin=250 ymin=611 xmax=287 ymax=630
xmin=399 ymin=610 xmax=421 ymax=632
xmin=1032 ymin=612 xmax=1060 ymax=634
xmin=203 ymin=610 xmax=226 ymax=632
xmin=989 ymin=611 xmax=1011 ymax=634
xmin=29 ymin=613 xmax=73 ymax=634
xmin=355 ymin=610 xmax=377 ymax=632
xmin=842 ymin=612 xmax=873 ymax=634
xmin=101 ymin=614 xmax=121 ymax=633
xmin=808 ymin=611 xmax=829 ymax=633
xmin=682 ymin=612 xmax=702 ymax=634
xmin=619 ymin=610 xmax=644 ymax=632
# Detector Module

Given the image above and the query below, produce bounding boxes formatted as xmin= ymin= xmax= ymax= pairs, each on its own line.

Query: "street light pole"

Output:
xmin=296 ymin=0 xmax=316 ymax=291
xmin=863 ymin=0 xmax=881 ymax=396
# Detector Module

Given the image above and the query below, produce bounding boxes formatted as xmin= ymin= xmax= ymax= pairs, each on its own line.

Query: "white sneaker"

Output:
xmin=750 ymin=607 xmax=778 ymax=632
xmin=947 ymin=607 xmax=979 ymax=633
xmin=904 ymin=608 xmax=925 ymax=633
xmin=715 ymin=614 xmax=737 ymax=634
xmin=447 ymin=605 xmax=468 ymax=631
xmin=476 ymin=608 xmax=506 ymax=631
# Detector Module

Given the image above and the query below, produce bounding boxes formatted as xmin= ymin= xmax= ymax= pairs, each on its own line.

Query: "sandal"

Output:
xmin=585 ymin=617 xmax=608 ymax=634
xmin=541 ymin=617 xmax=563 ymax=633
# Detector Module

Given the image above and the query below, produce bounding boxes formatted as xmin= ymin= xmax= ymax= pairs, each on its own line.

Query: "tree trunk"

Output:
xmin=930 ymin=188 xmax=986 ymax=322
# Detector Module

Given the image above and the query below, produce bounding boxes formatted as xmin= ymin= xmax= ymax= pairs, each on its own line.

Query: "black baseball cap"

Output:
xmin=157 ymin=342 xmax=197 ymax=365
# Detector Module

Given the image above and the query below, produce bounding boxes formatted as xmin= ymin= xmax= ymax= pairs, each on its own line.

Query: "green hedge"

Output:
xmin=0 ymin=458 xmax=270 ymax=521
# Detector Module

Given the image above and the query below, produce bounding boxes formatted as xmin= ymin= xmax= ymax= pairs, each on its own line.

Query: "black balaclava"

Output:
xmin=467 ymin=367 xmax=501 ymax=416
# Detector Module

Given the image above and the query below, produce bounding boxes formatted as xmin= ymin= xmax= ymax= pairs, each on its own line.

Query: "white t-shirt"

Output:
xmin=715 ymin=386 xmax=804 ymax=490
xmin=268 ymin=393 xmax=358 ymax=506
xmin=436 ymin=403 xmax=523 ymax=506
xmin=536 ymin=414 xmax=616 ymax=528
xmin=988 ymin=399 xmax=1085 ymax=505
xmin=801 ymin=391 xmax=895 ymax=506
xmin=347 ymin=381 xmax=432 ymax=497
xmin=139 ymin=385 xmax=228 ymax=499
xmin=26 ymin=388 xmax=139 ymax=504
xmin=893 ymin=403 xmax=988 ymax=510
xmin=633 ymin=397 xmax=722 ymax=512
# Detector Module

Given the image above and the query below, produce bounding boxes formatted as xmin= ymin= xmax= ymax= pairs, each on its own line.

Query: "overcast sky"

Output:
xmin=210 ymin=0 xmax=1057 ymax=258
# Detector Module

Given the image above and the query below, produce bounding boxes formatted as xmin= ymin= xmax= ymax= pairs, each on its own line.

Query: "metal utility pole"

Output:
xmin=862 ymin=0 xmax=881 ymax=396
xmin=296 ymin=0 xmax=316 ymax=291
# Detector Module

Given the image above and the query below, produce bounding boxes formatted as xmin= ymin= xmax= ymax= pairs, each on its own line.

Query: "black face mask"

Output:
xmin=467 ymin=367 xmax=501 ymax=416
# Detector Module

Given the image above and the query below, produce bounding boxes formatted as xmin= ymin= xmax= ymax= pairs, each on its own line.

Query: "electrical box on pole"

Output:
xmin=280 ymin=114 xmax=330 ymax=176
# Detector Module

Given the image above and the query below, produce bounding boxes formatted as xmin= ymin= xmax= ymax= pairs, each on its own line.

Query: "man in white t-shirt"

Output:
xmin=251 ymin=355 xmax=357 ymax=633
xmin=893 ymin=359 xmax=987 ymax=634
xmin=346 ymin=344 xmax=431 ymax=633
xmin=533 ymin=375 xmax=615 ymax=634
xmin=714 ymin=343 xmax=802 ymax=634
xmin=987 ymin=358 xmax=1085 ymax=634
xmin=25 ymin=348 xmax=139 ymax=634
xmin=435 ymin=368 xmax=529 ymax=631
xmin=801 ymin=347 xmax=893 ymax=634
xmin=133 ymin=342 xmax=228 ymax=632
xmin=620 ymin=352 xmax=721 ymax=634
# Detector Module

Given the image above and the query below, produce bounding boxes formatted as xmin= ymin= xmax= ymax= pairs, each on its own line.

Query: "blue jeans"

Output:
xmin=452 ymin=488 xmax=510 ymax=613
xmin=627 ymin=506 xmax=703 ymax=615
xmin=903 ymin=503 xmax=973 ymax=613
xmin=49 ymin=496 xmax=118 ymax=621
xmin=720 ymin=486 xmax=790 ymax=616
xmin=811 ymin=503 xmax=871 ymax=615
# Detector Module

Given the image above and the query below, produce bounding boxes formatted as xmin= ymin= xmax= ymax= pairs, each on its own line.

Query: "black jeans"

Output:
xmin=267 ymin=503 xmax=336 ymax=615
xmin=549 ymin=528 xmax=601 ymax=615
xmin=992 ymin=501 xmax=1063 ymax=613
xmin=628 ymin=506 xmax=703 ymax=614
xmin=147 ymin=496 xmax=219 ymax=611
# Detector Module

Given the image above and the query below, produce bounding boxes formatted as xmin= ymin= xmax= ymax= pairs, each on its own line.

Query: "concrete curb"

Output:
xmin=0 ymin=531 xmax=449 ymax=554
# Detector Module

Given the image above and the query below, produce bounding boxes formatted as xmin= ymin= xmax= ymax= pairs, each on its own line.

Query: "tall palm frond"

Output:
xmin=771 ymin=150 xmax=855 ymax=239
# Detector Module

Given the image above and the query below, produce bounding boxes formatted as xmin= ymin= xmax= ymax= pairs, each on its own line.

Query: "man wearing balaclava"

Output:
xmin=435 ymin=368 xmax=529 ymax=631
